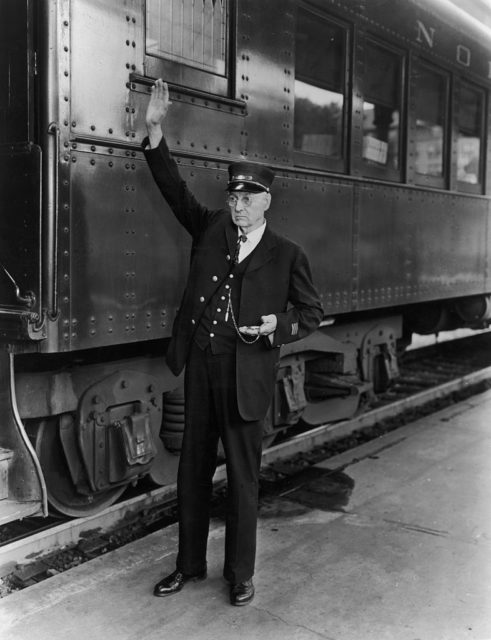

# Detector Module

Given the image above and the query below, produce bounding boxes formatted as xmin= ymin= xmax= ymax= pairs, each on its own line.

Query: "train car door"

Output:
xmin=0 ymin=0 xmax=42 ymax=334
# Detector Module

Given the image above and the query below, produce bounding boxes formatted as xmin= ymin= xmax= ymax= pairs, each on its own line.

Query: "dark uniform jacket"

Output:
xmin=144 ymin=136 xmax=324 ymax=421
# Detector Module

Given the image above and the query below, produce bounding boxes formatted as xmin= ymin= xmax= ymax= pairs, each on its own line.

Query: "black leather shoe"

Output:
xmin=153 ymin=568 xmax=207 ymax=597
xmin=230 ymin=578 xmax=255 ymax=606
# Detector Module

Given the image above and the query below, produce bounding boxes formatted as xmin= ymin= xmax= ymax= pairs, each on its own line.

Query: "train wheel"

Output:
xmin=27 ymin=417 xmax=126 ymax=518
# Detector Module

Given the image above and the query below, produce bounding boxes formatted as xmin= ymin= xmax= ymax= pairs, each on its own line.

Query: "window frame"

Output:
xmin=358 ymin=36 xmax=406 ymax=183
xmin=143 ymin=0 xmax=236 ymax=99
xmin=293 ymin=3 xmax=351 ymax=173
xmin=409 ymin=57 xmax=451 ymax=190
xmin=454 ymin=78 xmax=486 ymax=195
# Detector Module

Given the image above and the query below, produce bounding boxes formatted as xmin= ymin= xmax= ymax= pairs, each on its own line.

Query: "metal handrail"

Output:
xmin=0 ymin=262 xmax=36 ymax=308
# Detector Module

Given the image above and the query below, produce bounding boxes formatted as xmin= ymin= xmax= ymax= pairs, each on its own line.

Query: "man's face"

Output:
xmin=226 ymin=191 xmax=271 ymax=233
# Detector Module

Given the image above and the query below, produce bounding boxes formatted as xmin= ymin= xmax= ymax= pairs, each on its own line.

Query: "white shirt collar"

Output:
xmin=238 ymin=221 xmax=266 ymax=244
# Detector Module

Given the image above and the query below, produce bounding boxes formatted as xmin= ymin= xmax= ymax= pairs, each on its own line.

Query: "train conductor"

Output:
xmin=143 ymin=79 xmax=323 ymax=606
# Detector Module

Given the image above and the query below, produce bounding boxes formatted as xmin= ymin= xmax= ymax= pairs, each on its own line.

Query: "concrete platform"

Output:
xmin=1 ymin=391 xmax=491 ymax=640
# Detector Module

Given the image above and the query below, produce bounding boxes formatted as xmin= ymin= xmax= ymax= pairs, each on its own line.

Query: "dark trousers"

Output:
xmin=176 ymin=342 xmax=264 ymax=584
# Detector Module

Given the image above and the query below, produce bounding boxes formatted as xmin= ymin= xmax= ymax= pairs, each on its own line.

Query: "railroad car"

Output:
xmin=1 ymin=0 xmax=490 ymax=523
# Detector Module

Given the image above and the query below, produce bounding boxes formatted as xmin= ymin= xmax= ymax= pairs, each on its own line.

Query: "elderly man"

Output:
xmin=144 ymin=79 xmax=323 ymax=606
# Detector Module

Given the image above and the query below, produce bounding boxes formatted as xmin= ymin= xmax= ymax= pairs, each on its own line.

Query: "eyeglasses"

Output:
xmin=226 ymin=193 xmax=261 ymax=208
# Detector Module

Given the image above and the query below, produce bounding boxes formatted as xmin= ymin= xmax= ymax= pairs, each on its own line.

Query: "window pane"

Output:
xmin=457 ymin=84 xmax=483 ymax=184
xmin=146 ymin=0 xmax=228 ymax=76
xmin=294 ymin=9 xmax=345 ymax=157
xmin=413 ymin=64 xmax=447 ymax=176
xmin=362 ymin=43 xmax=401 ymax=169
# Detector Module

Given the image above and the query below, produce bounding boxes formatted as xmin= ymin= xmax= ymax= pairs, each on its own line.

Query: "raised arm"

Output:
xmin=143 ymin=79 xmax=222 ymax=238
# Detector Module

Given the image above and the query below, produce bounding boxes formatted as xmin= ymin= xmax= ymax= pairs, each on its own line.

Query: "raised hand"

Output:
xmin=146 ymin=79 xmax=171 ymax=148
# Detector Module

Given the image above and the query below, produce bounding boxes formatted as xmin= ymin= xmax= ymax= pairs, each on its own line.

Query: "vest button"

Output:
xmin=199 ymin=296 xmax=205 ymax=302
xmin=212 ymin=275 xmax=218 ymax=281
xmin=210 ymin=333 xmax=215 ymax=338
xmin=229 ymin=274 xmax=234 ymax=279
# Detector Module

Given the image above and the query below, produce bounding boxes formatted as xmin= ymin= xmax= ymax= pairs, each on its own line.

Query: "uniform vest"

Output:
xmin=194 ymin=251 xmax=254 ymax=354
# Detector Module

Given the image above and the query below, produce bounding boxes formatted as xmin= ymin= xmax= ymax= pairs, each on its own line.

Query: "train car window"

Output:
xmin=412 ymin=62 xmax=449 ymax=186
xmin=145 ymin=0 xmax=230 ymax=95
xmin=293 ymin=6 xmax=348 ymax=172
xmin=456 ymin=82 xmax=484 ymax=192
xmin=361 ymin=40 xmax=402 ymax=181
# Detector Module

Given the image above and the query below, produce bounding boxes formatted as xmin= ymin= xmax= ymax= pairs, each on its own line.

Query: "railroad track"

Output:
xmin=1 ymin=332 xmax=491 ymax=593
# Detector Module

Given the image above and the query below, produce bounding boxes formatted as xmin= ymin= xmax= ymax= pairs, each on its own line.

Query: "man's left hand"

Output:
xmin=258 ymin=314 xmax=277 ymax=336
xmin=239 ymin=315 xmax=277 ymax=344
xmin=260 ymin=315 xmax=277 ymax=345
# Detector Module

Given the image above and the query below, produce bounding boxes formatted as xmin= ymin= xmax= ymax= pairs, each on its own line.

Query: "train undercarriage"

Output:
xmin=0 ymin=314 xmax=397 ymax=521
xmin=2 ymin=293 xmax=489 ymax=523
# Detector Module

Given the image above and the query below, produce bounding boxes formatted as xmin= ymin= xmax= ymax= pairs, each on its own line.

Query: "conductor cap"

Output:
xmin=227 ymin=161 xmax=275 ymax=193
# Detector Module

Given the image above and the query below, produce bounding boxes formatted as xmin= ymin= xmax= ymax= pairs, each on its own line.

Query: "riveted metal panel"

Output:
xmin=129 ymin=83 xmax=246 ymax=162
xmin=268 ymin=173 xmax=354 ymax=315
xmin=70 ymin=0 xmax=246 ymax=176
xmin=239 ymin=0 xmax=295 ymax=165
xmin=65 ymin=149 xmax=234 ymax=351
xmin=356 ymin=184 xmax=489 ymax=310
xmin=66 ymin=149 xmax=188 ymax=349
xmin=70 ymin=0 xmax=143 ymax=144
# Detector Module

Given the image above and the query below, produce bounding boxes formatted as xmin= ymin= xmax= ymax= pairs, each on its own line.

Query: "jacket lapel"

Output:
xmin=224 ymin=220 xmax=278 ymax=273
xmin=224 ymin=219 xmax=237 ymax=263
xmin=245 ymin=225 xmax=277 ymax=274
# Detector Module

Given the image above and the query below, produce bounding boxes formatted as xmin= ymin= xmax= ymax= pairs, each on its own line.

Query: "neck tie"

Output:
xmin=233 ymin=234 xmax=247 ymax=264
